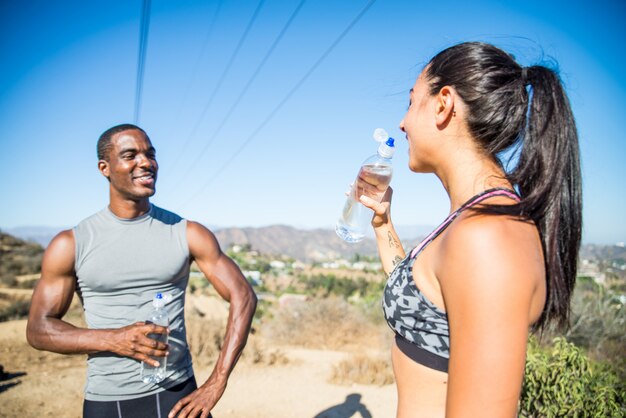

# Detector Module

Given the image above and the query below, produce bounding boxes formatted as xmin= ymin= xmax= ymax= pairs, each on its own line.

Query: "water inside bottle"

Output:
xmin=336 ymin=164 xmax=393 ymax=243
xmin=353 ymin=164 xmax=393 ymax=201
xmin=140 ymin=322 xmax=168 ymax=384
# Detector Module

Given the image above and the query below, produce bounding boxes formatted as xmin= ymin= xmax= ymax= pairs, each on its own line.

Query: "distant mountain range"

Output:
xmin=2 ymin=224 xmax=431 ymax=262
xmin=213 ymin=225 xmax=430 ymax=261
xmin=3 ymin=224 xmax=622 ymax=263
xmin=579 ymin=243 xmax=626 ymax=264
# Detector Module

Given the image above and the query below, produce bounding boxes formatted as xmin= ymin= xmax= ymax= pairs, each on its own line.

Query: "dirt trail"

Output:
xmin=1 ymin=319 xmax=395 ymax=417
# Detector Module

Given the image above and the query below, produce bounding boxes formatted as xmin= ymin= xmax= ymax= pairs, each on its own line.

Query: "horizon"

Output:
xmin=2 ymin=222 xmax=623 ymax=247
xmin=1 ymin=0 xmax=624 ymax=245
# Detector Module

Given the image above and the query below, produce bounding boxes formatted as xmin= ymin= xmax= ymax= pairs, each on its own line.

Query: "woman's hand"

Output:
xmin=360 ymin=187 xmax=404 ymax=275
xmin=360 ymin=186 xmax=393 ymax=228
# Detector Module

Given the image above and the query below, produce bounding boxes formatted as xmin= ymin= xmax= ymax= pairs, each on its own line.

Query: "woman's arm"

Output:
xmin=360 ymin=187 xmax=406 ymax=276
xmin=438 ymin=214 xmax=544 ymax=417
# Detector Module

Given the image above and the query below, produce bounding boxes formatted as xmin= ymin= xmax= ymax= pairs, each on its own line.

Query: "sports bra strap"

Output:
xmin=409 ymin=188 xmax=519 ymax=259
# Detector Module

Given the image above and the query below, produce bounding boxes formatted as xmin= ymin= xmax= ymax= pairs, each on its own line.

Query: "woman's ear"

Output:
xmin=434 ymin=86 xmax=456 ymax=127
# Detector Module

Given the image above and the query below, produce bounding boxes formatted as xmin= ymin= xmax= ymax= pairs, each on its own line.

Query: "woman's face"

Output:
xmin=399 ymin=71 xmax=438 ymax=172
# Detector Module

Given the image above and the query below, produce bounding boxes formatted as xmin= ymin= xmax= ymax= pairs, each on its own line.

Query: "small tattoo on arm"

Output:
xmin=387 ymin=255 xmax=403 ymax=277
xmin=387 ymin=231 xmax=400 ymax=249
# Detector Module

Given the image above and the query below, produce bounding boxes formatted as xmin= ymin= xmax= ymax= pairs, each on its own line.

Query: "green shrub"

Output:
xmin=296 ymin=273 xmax=383 ymax=300
xmin=520 ymin=336 xmax=625 ymax=417
xmin=542 ymin=281 xmax=626 ymax=382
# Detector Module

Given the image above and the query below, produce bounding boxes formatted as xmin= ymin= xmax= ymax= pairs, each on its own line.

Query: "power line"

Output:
xmin=173 ymin=0 xmax=266 ymax=170
xmin=177 ymin=0 xmax=378 ymax=210
xmin=169 ymin=0 xmax=224 ymax=140
xmin=134 ymin=0 xmax=152 ymax=124
xmin=172 ymin=0 xmax=306 ymax=186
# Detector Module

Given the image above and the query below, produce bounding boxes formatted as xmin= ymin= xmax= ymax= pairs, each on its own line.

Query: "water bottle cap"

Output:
xmin=152 ymin=292 xmax=171 ymax=308
xmin=378 ymin=137 xmax=395 ymax=158
xmin=373 ymin=128 xmax=389 ymax=143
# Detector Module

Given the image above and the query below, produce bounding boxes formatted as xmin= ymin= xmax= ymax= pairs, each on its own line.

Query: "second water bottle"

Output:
xmin=141 ymin=292 xmax=169 ymax=384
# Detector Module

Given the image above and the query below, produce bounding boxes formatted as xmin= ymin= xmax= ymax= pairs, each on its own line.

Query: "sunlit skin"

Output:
xmin=360 ymin=72 xmax=547 ymax=418
xmin=27 ymin=128 xmax=257 ymax=418
xmin=97 ymin=129 xmax=158 ymax=218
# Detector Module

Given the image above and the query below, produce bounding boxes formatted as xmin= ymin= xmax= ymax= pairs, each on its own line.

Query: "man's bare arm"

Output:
xmin=26 ymin=230 xmax=168 ymax=366
xmin=169 ymin=221 xmax=257 ymax=418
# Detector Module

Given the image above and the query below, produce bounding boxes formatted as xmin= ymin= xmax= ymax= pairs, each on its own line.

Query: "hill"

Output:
xmin=213 ymin=225 xmax=383 ymax=261
xmin=6 ymin=224 xmax=623 ymax=264
xmin=0 ymin=232 xmax=44 ymax=287
xmin=579 ymin=243 xmax=626 ymax=264
xmin=3 ymin=224 xmax=427 ymax=262
xmin=2 ymin=226 xmax=63 ymax=248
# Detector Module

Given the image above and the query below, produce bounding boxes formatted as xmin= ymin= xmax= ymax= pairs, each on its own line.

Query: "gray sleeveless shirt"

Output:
xmin=74 ymin=204 xmax=194 ymax=401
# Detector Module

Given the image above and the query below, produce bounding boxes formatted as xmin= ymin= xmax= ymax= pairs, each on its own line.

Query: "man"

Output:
xmin=27 ymin=124 xmax=256 ymax=418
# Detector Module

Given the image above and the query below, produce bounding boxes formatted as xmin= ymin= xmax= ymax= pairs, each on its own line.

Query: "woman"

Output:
xmin=360 ymin=42 xmax=581 ymax=417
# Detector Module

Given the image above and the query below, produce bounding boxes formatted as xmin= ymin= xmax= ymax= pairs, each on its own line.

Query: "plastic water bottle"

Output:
xmin=141 ymin=293 xmax=169 ymax=384
xmin=336 ymin=128 xmax=395 ymax=243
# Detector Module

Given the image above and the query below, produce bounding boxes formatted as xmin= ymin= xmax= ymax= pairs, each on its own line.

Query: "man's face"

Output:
xmin=98 ymin=129 xmax=158 ymax=200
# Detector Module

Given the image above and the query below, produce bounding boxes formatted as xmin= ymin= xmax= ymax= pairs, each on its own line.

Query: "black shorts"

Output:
xmin=83 ymin=377 xmax=212 ymax=418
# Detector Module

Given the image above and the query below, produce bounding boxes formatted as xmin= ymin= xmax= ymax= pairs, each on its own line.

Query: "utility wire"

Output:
xmin=169 ymin=0 xmax=224 ymax=141
xmin=172 ymin=0 xmax=306 ymax=186
xmin=177 ymin=0 xmax=378 ymax=210
xmin=174 ymin=0 xmax=266 ymax=166
xmin=134 ymin=0 xmax=152 ymax=124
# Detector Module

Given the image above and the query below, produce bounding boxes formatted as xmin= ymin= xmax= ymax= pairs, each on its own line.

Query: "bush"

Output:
xmin=542 ymin=281 xmax=626 ymax=381
xmin=296 ymin=274 xmax=384 ymax=300
xmin=0 ymin=233 xmax=44 ymax=283
xmin=0 ymin=299 xmax=31 ymax=322
xmin=330 ymin=354 xmax=394 ymax=386
xmin=242 ymin=337 xmax=289 ymax=366
xmin=185 ymin=316 xmax=225 ymax=368
xmin=262 ymin=297 xmax=383 ymax=350
xmin=520 ymin=336 xmax=625 ymax=417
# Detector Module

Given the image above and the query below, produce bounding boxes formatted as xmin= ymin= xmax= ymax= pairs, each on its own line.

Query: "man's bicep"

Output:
xmin=187 ymin=221 xmax=221 ymax=269
xmin=187 ymin=221 xmax=231 ymax=293
xmin=30 ymin=230 xmax=77 ymax=319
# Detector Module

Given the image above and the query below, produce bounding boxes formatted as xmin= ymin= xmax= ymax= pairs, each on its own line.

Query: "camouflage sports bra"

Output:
xmin=382 ymin=188 xmax=520 ymax=372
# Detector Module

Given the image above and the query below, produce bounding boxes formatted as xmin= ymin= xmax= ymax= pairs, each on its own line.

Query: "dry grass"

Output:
xmin=184 ymin=291 xmax=395 ymax=387
xmin=185 ymin=306 xmax=289 ymax=369
xmin=330 ymin=354 xmax=394 ymax=386
xmin=261 ymin=296 xmax=387 ymax=351
xmin=0 ymin=299 xmax=30 ymax=322
xmin=241 ymin=337 xmax=289 ymax=366
xmin=185 ymin=314 xmax=226 ymax=368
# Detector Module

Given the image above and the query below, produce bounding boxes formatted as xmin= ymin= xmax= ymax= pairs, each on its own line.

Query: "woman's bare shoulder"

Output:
xmin=437 ymin=211 xmax=545 ymax=301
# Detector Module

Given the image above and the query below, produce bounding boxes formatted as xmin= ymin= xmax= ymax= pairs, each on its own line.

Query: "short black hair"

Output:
xmin=97 ymin=123 xmax=148 ymax=161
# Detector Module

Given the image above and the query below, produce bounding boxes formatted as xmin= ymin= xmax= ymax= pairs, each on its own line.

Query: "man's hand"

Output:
xmin=168 ymin=377 xmax=227 ymax=418
xmin=109 ymin=322 xmax=169 ymax=367
xmin=181 ymin=221 xmax=257 ymax=417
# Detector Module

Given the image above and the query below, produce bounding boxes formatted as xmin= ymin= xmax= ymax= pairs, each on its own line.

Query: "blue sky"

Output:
xmin=1 ymin=0 xmax=624 ymax=244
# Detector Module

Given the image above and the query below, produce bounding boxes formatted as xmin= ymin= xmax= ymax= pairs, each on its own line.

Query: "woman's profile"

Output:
xmin=360 ymin=41 xmax=582 ymax=417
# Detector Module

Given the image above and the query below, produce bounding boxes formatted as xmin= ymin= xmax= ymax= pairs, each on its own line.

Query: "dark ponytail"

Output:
xmin=425 ymin=42 xmax=582 ymax=329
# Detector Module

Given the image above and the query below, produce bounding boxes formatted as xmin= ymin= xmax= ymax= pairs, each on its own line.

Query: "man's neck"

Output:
xmin=108 ymin=198 xmax=151 ymax=220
